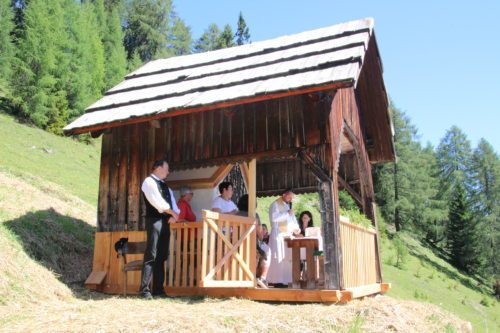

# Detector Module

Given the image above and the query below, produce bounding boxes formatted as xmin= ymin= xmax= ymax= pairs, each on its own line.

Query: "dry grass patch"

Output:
xmin=0 ymin=294 xmax=471 ymax=333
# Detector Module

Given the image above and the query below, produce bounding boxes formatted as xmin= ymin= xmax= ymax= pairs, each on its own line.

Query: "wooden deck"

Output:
xmin=166 ymin=283 xmax=390 ymax=303
xmin=85 ymin=211 xmax=389 ymax=302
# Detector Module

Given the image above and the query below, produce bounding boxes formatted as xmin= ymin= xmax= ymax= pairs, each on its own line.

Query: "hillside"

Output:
xmin=0 ymin=112 xmax=495 ymax=332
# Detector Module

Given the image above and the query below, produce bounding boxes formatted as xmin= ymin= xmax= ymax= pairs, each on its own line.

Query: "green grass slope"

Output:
xmin=381 ymin=232 xmax=498 ymax=333
xmin=0 ymin=113 xmax=101 ymax=205
xmin=0 ymin=112 xmax=496 ymax=332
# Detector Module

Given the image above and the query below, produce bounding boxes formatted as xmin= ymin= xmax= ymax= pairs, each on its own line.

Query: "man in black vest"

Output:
xmin=140 ymin=159 xmax=179 ymax=299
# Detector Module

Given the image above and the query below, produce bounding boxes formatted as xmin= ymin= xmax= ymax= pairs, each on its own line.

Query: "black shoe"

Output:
xmin=153 ymin=292 xmax=175 ymax=299
xmin=142 ymin=292 xmax=153 ymax=300
xmin=272 ymin=283 xmax=287 ymax=288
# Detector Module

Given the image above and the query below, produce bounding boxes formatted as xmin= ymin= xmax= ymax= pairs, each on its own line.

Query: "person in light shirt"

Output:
xmin=139 ymin=159 xmax=180 ymax=299
xmin=267 ymin=188 xmax=300 ymax=287
xmin=211 ymin=181 xmax=239 ymax=214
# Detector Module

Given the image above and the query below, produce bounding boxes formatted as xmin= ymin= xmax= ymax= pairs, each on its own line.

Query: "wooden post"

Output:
xmin=319 ymin=178 xmax=343 ymax=290
xmin=247 ymin=159 xmax=257 ymax=218
xmin=97 ymin=133 xmax=112 ymax=232
xmin=371 ymin=203 xmax=383 ymax=283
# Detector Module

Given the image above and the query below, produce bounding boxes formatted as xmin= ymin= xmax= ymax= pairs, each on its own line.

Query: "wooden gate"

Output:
xmin=200 ymin=210 xmax=257 ymax=288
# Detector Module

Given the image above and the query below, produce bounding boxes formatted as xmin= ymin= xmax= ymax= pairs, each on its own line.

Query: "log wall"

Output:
xmin=97 ymin=93 xmax=334 ymax=231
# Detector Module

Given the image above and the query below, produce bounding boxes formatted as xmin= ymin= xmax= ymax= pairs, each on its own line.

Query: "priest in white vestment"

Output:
xmin=267 ymin=189 xmax=300 ymax=286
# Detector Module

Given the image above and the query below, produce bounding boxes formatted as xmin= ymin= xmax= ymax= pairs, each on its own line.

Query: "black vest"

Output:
xmin=143 ymin=176 xmax=173 ymax=220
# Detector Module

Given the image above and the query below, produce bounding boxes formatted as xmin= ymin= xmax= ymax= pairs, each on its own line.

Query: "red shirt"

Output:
xmin=177 ymin=198 xmax=196 ymax=222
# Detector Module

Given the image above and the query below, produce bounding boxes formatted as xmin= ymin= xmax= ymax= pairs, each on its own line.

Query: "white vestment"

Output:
xmin=266 ymin=198 xmax=299 ymax=284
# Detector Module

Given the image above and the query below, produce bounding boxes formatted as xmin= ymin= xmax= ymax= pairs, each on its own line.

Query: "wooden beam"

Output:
xmin=169 ymin=147 xmax=301 ymax=171
xmin=247 ymin=159 xmax=257 ymax=218
xmin=165 ymin=287 xmax=343 ymax=303
xmin=65 ymin=81 xmax=351 ymax=135
xmin=344 ymin=283 xmax=384 ymax=299
xmin=84 ymin=271 xmax=106 ymax=290
xmin=372 ymin=203 xmax=383 ymax=283
xmin=337 ymin=174 xmax=363 ymax=207
xmin=319 ymin=178 xmax=343 ymax=290
xmin=167 ymin=164 xmax=233 ymax=189
xmin=299 ymin=150 xmax=331 ymax=182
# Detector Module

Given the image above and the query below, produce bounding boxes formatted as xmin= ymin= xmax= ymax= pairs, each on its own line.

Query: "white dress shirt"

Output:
xmin=141 ymin=174 xmax=180 ymax=215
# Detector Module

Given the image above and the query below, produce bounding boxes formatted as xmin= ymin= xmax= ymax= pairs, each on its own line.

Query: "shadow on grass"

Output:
xmin=3 ymin=208 xmax=106 ymax=300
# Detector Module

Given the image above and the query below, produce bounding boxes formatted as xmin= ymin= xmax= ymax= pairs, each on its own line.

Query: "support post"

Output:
xmin=319 ymin=178 xmax=343 ymax=290
xmin=247 ymin=159 xmax=257 ymax=218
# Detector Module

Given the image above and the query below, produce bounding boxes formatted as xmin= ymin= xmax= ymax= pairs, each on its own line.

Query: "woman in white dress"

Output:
xmin=267 ymin=189 xmax=300 ymax=287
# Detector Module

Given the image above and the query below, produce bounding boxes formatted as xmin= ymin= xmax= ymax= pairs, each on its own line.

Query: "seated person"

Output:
xmin=177 ymin=186 xmax=196 ymax=221
xmin=237 ymin=194 xmax=270 ymax=287
xmin=261 ymin=224 xmax=269 ymax=244
xmin=211 ymin=181 xmax=238 ymax=214
xmin=298 ymin=211 xmax=314 ymax=236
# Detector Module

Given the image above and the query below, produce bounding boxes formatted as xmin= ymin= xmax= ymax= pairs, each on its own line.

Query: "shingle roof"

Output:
xmin=64 ymin=18 xmax=375 ymax=134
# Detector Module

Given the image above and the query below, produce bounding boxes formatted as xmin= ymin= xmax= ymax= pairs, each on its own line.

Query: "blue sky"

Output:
xmin=176 ymin=0 xmax=499 ymax=152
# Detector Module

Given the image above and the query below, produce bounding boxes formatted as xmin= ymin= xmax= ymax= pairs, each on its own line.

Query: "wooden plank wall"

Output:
xmin=338 ymin=88 xmax=375 ymax=218
xmin=91 ymin=231 xmax=147 ymax=294
xmin=355 ymin=36 xmax=394 ymax=163
xmin=97 ymin=93 xmax=334 ymax=231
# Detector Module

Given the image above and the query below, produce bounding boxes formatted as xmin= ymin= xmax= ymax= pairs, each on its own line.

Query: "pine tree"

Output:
xmin=123 ymin=0 xmax=172 ymax=62
xmin=235 ymin=11 xmax=250 ymax=45
xmin=436 ymin=126 xmax=474 ymax=201
xmin=102 ymin=7 xmax=127 ymax=88
xmin=12 ymin=0 xmax=71 ymax=128
xmin=217 ymin=24 xmax=235 ymax=49
xmin=447 ymin=182 xmax=482 ymax=274
xmin=373 ymin=104 xmax=445 ymax=233
xmin=471 ymin=139 xmax=499 ymax=278
xmin=168 ymin=14 xmax=192 ymax=56
xmin=0 ymin=0 xmax=15 ymax=97
xmin=193 ymin=23 xmax=221 ymax=53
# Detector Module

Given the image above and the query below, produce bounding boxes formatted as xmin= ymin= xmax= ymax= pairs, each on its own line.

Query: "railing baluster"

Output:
xmin=168 ymin=228 xmax=175 ymax=287
xmin=223 ymin=220 xmax=230 ymax=281
xmin=189 ymin=227 xmax=195 ymax=287
xmin=175 ymin=225 xmax=182 ymax=287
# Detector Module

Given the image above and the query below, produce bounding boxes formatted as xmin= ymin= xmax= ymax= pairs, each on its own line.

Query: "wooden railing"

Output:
xmin=339 ymin=216 xmax=378 ymax=288
xmin=167 ymin=210 xmax=257 ymax=289
xmin=168 ymin=222 xmax=203 ymax=288
xmin=200 ymin=210 xmax=256 ymax=287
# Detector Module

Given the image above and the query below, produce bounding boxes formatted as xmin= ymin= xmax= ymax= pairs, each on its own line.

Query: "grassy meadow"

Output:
xmin=0 ymin=112 xmax=497 ymax=332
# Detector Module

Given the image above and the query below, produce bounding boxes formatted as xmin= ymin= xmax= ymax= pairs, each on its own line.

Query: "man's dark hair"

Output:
xmin=152 ymin=159 xmax=168 ymax=170
xmin=282 ymin=187 xmax=294 ymax=195
xmin=218 ymin=181 xmax=233 ymax=194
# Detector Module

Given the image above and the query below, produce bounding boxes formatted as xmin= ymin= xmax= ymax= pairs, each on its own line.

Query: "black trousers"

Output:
xmin=140 ymin=217 xmax=170 ymax=295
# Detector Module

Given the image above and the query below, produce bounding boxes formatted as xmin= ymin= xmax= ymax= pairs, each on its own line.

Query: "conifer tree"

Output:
xmin=447 ymin=182 xmax=482 ymax=273
xmin=235 ymin=11 xmax=250 ymax=45
xmin=124 ymin=0 xmax=172 ymax=62
xmin=12 ymin=0 xmax=71 ymax=129
xmin=0 ymin=0 xmax=15 ymax=97
xmin=168 ymin=14 xmax=192 ymax=56
xmin=471 ymin=139 xmax=499 ymax=278
xmin=373 ymin=105 xmax=445 ymax=233
xmin=102 ymin=7 xmax=127 ymax=88
xmin=193 ymin=23 xmax=222 ymax=53
xmin=217 ymin=24 xmax=235 ymax=49
xmin=436 ymin=126 xmax=474 ymax=201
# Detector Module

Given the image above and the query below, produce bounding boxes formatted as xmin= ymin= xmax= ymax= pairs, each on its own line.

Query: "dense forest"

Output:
xmin=0 ymin=0 xmax=498 ymax=292
xmin=0 ymin=0 xmax=250 ymax=135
